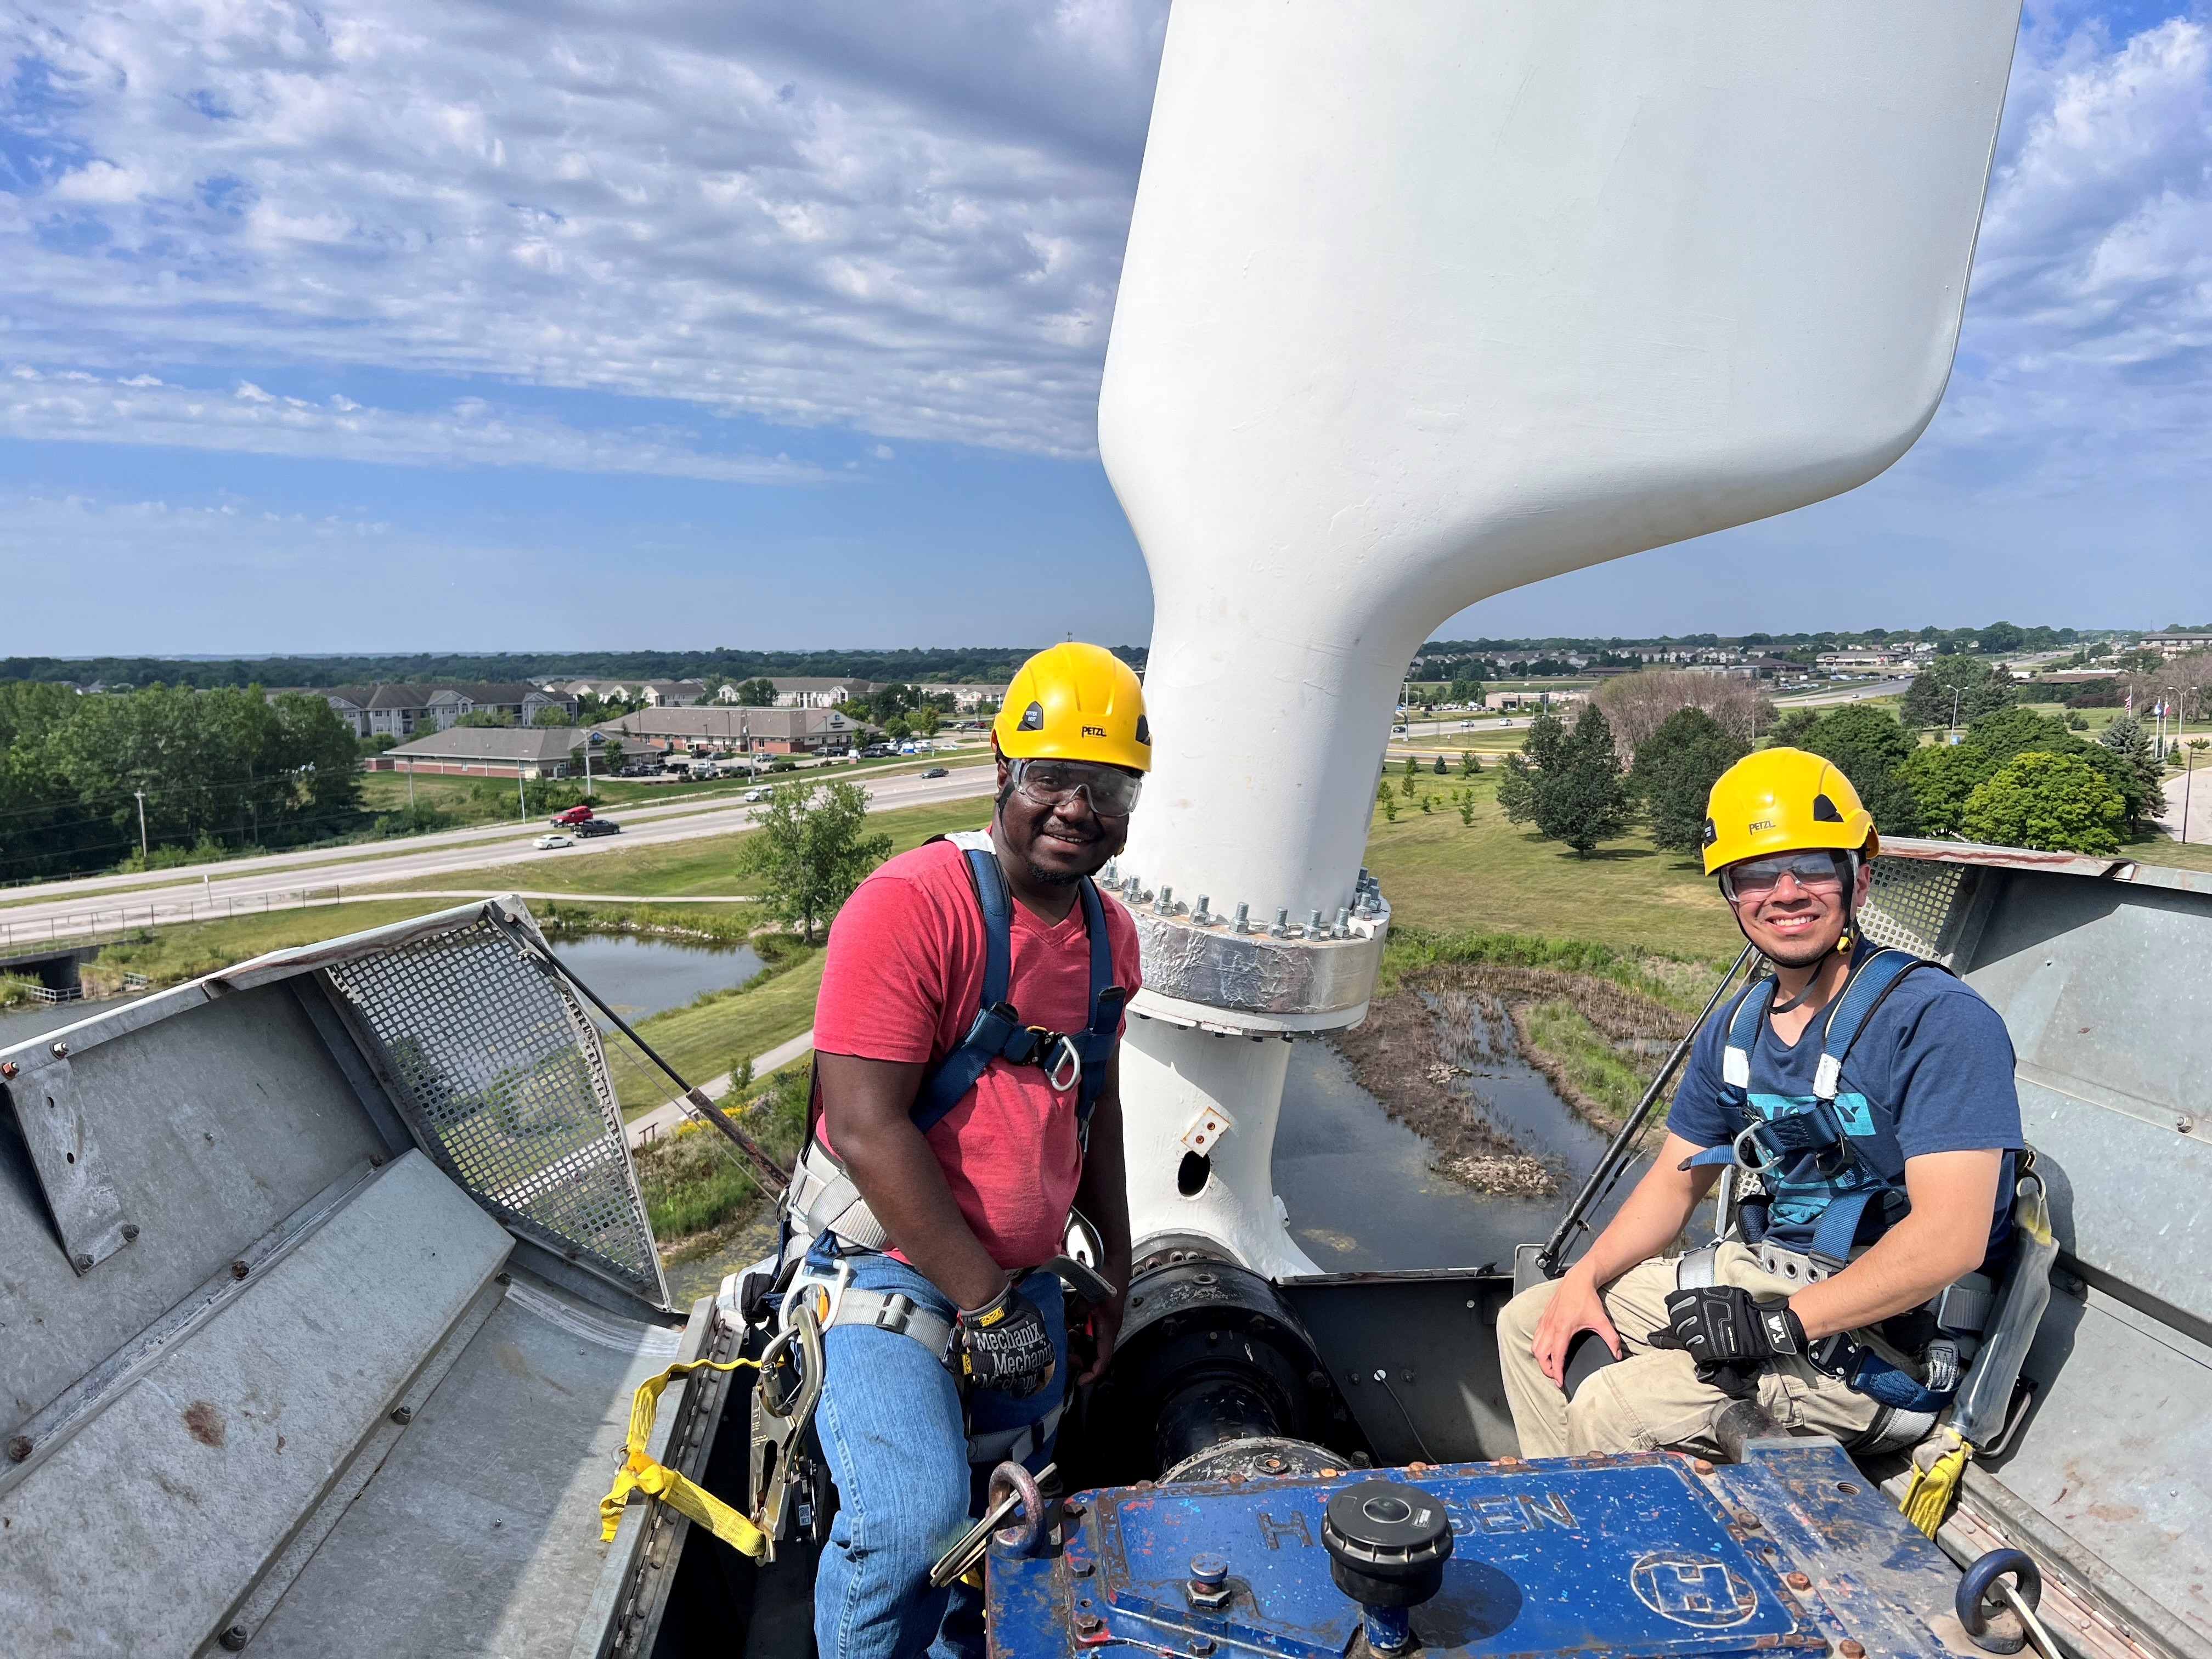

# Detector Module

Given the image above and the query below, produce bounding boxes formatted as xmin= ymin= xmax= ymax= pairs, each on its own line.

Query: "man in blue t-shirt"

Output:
xmin=1497 ymin=749 xmax=2023 ymax=1457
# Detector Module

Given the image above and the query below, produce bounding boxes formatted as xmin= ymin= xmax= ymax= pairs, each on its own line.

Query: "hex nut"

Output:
xmin=1840 ymin=1643 xmax=1866 ymax=1658
xmin=1692 ymin=1458 xmax=1716 ymax=1475
xmin=218 ymin=1627 xmax=250 ymax=1652
xmin=1074 ymin=1612 xmax=1104 ymax=1635
xmin=1786 ymin=1572 xmax=1813 ymax=1590
xmin=50 ymin=1041 xmax=67 ymax=1058
xmin=121 ymin=1224 xmax=139 ymax=1242
xmin=390 ymin=1404 xmax=415 ymax=1425
xmin=0 ymin=1060 xmax=16 ymax=1079
xmin=1736 ymin=1510 xmax=1763 ymax=1530
xmin=72 ymin=1253 xmax=94 ymax=1272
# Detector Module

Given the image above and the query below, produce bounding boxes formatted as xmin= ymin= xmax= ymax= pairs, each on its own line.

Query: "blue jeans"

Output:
xmin=811 ymin=1251 xmax=1065 ymax=1659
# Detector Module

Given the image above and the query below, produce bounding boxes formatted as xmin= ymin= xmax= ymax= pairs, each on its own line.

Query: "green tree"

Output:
xmin=1459 ymin=751 xmax=1480 ymax=776
xmin=731 ymin=780 xmax=893 ymax=944
xmin=732 ymin=677 xmax=779 ymax=707
xmin=453 ymin=708 xmax=517 ymax=727
xmin=1629 ymin=707 xmax=1747 ymax=854
xmin=1432 ymin=754 xmax=1448 ymax=775
xmin=1898 ymin=744 xmax=2001 ymax=838
xmin=911 ymin=704 xmax=941 ymax=738
xmin=1902 ymin=657 xmax=2014 ymax=730
xmin=1791 ymin=706 xmax=1918 ymax=835
xmin=1960 ymin=752 xmax=2125 ymax=854
xmin=1502 ymin=706 xmax=1630 ymax=856
xmin=2097 ymin=713 xmax=2163 ymax=821
xmin=531 ymin=704 xmax=574 ymax=726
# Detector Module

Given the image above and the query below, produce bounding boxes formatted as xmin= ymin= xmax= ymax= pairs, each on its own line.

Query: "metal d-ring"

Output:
xmin=1043 ymin=1035 xmax=1082 ymax=1096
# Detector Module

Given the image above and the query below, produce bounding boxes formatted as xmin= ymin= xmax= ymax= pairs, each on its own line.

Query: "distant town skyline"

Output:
xmin=3 ymin=2 xmax=2207 ymax=651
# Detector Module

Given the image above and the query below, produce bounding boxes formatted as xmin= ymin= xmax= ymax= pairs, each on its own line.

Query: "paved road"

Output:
xmin=2163 ymin=767 xmax=2212 ymax=845
xmin=1770 ymin=679 xmax=1914 ymax=707
xmin=626 ymin=1027 xmax=815 ymax=1149
xmin=0 ymin=764 xmax=996 ymax=950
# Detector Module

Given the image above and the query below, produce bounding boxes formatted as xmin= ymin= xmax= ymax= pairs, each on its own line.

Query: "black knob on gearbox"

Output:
xmin=1321 ymin=1480 xmax=1454 ymax=1608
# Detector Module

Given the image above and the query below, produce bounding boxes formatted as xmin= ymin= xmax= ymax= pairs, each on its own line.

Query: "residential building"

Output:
xmin=768 ymin=677 xmax=874 ymax=709
xmin=2142 ymin=631 xmax=2212 ymax=658
xmin=1814 ymin=651 xmax=1910 ymax=672
xmin=639 ymin=679 xmax=709 ymax=707
xmin=589 ymin=705 xmax=862 ymax=755
xmin=369 ymin=726 xmax=586 ymax=779
xmin=922 ymin=684 xmax=1008 ymax=712
xmin=307 ymin=682 xmax=578 ymax=739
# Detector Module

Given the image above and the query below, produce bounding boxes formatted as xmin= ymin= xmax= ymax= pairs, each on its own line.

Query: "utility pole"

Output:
xmin=133 ymin=790 xmax=148 ymax=860
xmin=518 ymin=766 xmax=527 ymax=823
xmin=1948 ymin=685 xmax=1961 ymax=742
xmin=2184 ymin=747 xmax=2196 ymax=846
xmin=407 ymin=759 xmax=416 ymax=811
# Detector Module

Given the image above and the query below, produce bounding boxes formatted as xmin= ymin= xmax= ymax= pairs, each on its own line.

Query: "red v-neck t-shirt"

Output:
xmin=812 ymin=835 xmax=1142 ymax=1269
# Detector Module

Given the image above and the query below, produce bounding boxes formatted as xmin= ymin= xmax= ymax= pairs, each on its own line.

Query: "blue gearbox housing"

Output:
xmin=990 ymin=1438 xmax=1968 ymax=1658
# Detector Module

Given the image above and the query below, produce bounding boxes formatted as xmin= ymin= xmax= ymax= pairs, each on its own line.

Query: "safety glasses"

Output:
xmin=1720 ymin=850 xmax=1854 ymax=903
xmin=1010 ymin=757 xmax=1143 ymax=817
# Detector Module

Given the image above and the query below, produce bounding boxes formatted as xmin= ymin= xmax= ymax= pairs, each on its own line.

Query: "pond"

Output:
xmin=1276 ymin=998 xmax=1653 ymax=1275
xmin=548 ymin=932 xmax=765 ymax=1024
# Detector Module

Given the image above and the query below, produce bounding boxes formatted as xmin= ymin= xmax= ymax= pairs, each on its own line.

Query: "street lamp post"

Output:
xmin=133 ymin=790 xmax=148 ymax=861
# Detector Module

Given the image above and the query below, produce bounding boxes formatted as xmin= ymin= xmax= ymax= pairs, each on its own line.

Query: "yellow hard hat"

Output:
xmin=993 ymin=642 xmax=1151 ymax=772
xmin=1701 ymin=748 xmax=1878 ymax=875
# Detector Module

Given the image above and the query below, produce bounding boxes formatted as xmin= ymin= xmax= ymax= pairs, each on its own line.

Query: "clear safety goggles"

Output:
xmin=1009 ymin=757 xmax=1143 ymax=817
xmin=1719 ymin=849 xmax=1855 ymax=903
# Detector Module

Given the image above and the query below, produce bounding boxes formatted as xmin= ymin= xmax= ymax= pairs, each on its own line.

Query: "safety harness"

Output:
xmin=1684 ymin=946 xmax=1970 ymax=1413
xmin=785 ymin=829 xmax=1125 ymax=1255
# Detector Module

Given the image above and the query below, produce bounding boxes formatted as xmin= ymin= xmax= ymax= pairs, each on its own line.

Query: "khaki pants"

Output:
xmin=1496 ymin=1242 xmax=1886 ymax=1458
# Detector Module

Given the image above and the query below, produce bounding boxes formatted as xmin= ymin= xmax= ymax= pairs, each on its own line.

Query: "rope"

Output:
xmin=599 ymin=1356 xmax=767 ymax=1557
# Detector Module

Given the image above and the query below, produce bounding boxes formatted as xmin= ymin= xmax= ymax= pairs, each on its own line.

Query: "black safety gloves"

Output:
xmin=956 ymin=1283 xmax=1057 ymax=1398
xmin=1648 ymin=1285 xmax=1807 ymax=1400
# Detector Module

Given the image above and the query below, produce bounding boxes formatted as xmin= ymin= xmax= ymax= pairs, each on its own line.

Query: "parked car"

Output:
xmin=533 ymin=833 xmax=573 ymax=850
xmin=550 ymin=805 xmax=594 ymax=826
xmin=921 ymin=766 xmax=949 ymax=779
xmin=574 ymin=819 xmax=622 ymax=838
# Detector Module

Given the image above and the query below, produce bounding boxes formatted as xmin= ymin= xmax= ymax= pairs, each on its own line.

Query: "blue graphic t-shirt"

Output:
xmin=1667 ymin=952 xmax=2024 ymax=1267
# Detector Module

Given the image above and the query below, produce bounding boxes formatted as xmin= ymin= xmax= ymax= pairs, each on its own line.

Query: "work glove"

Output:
xmin=956 ymin=1283 xmax=1057 ymax=1398
xmin=1647 ymin=1285 xmax=1805 ymax=1400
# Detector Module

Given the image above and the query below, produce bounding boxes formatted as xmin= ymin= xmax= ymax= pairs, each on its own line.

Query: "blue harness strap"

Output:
xmin=910 ymin=834 xmax=1122 ymax=1141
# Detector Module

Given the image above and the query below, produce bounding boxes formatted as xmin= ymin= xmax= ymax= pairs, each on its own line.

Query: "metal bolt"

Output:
xmin=1193 ymin=895 xmax=1211 ymax=923
xmin=1735 ymin=1510 xmax=1763 ymax=1530
xmin=1270 ymin=906 xmax=1290 ymax=936
xmin=1070 ymin=1559 xmax=1095 ymax=1578
xmin=1259 ymin=1455 xmax=1286 ymax=1475
xmin=230 ymin=1260 xmax=250 ymax=1280
xmin=1692 ymin=1458 xmax=1715 ymax=1475
xmin=1305 ymin=909 xmax=1322 ymax=934
xmin=50 ymin=1041 xmax=67 ymax=1058
xmin=1189 ymin=1554 xmax=1228 ymax=1587
xmin=390 ymin=1404 xmax=414 ymax=1425
xmin=1840 ymin=1643 xmax=1866 ymax=1658
xmin=7 ymin=1435 xmax=31 ymax=1462
xmin=1786 ymin=1572 xmax=1813 ymax=1590
xmin=496 ymin=1271 xmax=512 ymax=1286
xmin=1232 ymin=901 xmax=1249 ymax=933
xmin=0 ymin=1060 xmax=15 ymax=1079
xmin=1334 ymin=906 xmax=1351 ymax=934
xmin=121 ymin=1224 xmax=139 ymax=1242
xmin=1155 ymin=885 xmax=1174 ymax=914
xmin=71 ymin=1251 xmax=94 ymax=1271
xmin=1074 ymin=1612 xmax=1104 ymax=1635
xmin=218 ymin=1626 xmax=250 ymax=1652
xmin=1190 ymin=1640 xmax=1216 ymax=1656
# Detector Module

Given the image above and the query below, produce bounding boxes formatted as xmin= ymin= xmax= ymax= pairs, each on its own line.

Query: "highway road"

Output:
xmin=0 ymin=763 xmax=997 ymax=950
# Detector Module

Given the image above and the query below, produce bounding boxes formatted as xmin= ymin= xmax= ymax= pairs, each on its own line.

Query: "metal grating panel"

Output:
xmin=324 ymin=917 xmax=668 ymax=1306
xmin=1859 ymin=858 xmax=1967 ymax=960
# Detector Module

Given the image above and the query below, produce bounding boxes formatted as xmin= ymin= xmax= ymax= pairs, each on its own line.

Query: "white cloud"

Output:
xmin=0 ymin=1 xmax=1168 ymax=458
xmin=1928 ymin=8 xmax=2212 ymax=489
xmin=0 ymin=365 xmax=831 ymax=482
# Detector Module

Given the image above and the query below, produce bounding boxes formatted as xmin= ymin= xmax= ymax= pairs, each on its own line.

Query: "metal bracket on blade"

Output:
xmin=2 ymin=1052 xmax=133 ymax=1274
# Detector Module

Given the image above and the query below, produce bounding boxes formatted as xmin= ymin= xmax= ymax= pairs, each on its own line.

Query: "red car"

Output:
xmin=550 ymin=805 xmax=595 ymax=827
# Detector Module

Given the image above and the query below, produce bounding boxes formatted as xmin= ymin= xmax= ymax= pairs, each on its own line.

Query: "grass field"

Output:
xmin=1362 ymin=770 xmax=1746 ymax=962
xmin=597 ymin=948 xmax=827 ymax=1118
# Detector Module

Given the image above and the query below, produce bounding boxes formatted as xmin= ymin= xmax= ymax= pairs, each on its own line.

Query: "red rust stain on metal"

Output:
xmin=1785 ymin=1572 xmax=1812 ymax=1590
xmin=1839 ymin=1641 xmax=1866 ymax=1658
xmin=183 ymin=1401 xmax=226 ymax=1447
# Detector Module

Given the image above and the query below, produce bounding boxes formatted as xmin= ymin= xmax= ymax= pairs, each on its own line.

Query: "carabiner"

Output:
xmin=1732 ymin=1121 xmax=1784 ymax=1176
xmin=1043 ymin=1034 xmax=1082 ymax=1095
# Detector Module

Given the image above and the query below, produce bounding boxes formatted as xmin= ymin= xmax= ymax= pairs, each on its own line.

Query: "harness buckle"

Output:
xmin=1041 ymin=1034 xmax=1082 ymax=1094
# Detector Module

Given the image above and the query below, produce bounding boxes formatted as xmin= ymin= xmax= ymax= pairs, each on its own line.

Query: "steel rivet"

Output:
xmin=1840 ymin=1643 xmax=1866 ymax=1658
xmin=50 ymin=1041 xmax=67 ymax=1058
xmin=230 ymin=1260 xmax=250 ymax=1280
xmin=7 ymin=1435 xmax=31 ymax=1462
xmin=121 ymin=1224 xmax=139 ymax=1242
xmin=71 ymin=1253 xmax=94 ymax=1272
xmin=218 ymin=1626 xmax=250 ymax=1652
xmin=390 ymin=1404 xmax=414 ymax=1425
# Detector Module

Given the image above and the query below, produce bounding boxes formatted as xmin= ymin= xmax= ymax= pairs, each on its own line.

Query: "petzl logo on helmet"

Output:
xmin=1082 ymin=725 xmax=1106 ymax=738
xmin=1749 ymin=819 xmax=1775 ymax=832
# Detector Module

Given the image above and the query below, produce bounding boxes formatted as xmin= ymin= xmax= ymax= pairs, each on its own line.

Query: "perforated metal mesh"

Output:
xmin=1859 ymin=858 xmax=1969 ymax=961
xmin=325 ymin=916 xmax=668 ymax=1305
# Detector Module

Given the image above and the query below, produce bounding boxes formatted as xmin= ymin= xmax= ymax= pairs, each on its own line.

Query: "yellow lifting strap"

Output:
xmin=1901 ymin=1423 xmax=1971 ymax=1539
xmin=598 ymin=1356 xmax=766 ymax=1558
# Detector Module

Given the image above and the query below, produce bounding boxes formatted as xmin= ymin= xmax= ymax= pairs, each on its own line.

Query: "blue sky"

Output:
xmin=2 ymin=1 xmax=2208 ymax=654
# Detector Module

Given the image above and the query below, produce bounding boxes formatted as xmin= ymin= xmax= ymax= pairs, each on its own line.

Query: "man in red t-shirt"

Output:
xmin=796 ymin=643 xmax=1149 ymax=1659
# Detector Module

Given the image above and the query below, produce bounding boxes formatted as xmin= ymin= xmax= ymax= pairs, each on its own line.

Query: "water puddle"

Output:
xmin=548 ymin=932 xmax=765 ymax=1023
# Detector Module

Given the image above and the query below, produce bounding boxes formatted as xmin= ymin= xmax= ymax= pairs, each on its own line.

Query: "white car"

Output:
xmin=741 ymin=787 xmax=771 ymax=803
xmin=533 ymin=833 xmax=573 ymax=850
